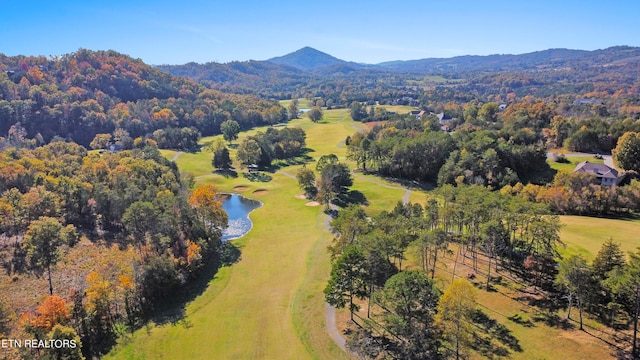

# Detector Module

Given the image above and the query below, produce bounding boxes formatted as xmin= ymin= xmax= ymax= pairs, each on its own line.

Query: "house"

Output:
xmin=410 ymin=110 xmax=426 ymax=119
xmin=437 ymin=112 xmax=454 ymax=132
xmin=108 ymin=143 xmax=123 ymax=152
xmin=573 ymin=161 xmax=620 ymax=186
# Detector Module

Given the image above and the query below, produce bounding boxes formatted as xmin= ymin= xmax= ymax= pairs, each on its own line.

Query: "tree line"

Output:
xmin=346 ymin=122 xmax=549 ymax=189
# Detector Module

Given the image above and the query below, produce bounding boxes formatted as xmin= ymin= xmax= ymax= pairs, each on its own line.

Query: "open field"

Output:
xmin=279 ymin=98 xmax=313 ymax=109
xmin=374 ymin=104 xmax=416 ymax=114
xmin=109 ymin=110 xmax=633 ymax=359
xmin=559 ymin=215 xmax=640 ymax=260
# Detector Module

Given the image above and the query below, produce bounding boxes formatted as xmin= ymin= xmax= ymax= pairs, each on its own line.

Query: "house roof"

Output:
xmin=436 ymin=112 xmax=453 ymax=124
xmin=574 ymin=161 xmax=618 ymax=179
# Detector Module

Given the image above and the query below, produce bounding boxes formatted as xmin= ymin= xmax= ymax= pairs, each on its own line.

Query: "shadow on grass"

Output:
xmin=471 ymin=309 xmax=523 ymax=355
xmin=333 ymin=190 xmax=369 ymax=208
xmin=214 ymin=169 xmax=238 ymax=178
xmin=144 ymin=241 xmax=243 ymax=329
xmin=263 ymin=152 xmax=314 ymax=172
xmin=507 ymin=313 xmax=535 ymax=328
xmin=359 ymin=171 xmax=437 ymax=192
xmin=531 ymin=310 xmax=575 ymax=330
xmin=242 ymin=172 xmax=273 ymax=182
xmin=218 ymin=241 xmax=242 ymax=266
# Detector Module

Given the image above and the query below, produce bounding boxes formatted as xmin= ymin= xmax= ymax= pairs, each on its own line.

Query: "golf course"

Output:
xmin=106 ymin=108 xmax=640 ymax=360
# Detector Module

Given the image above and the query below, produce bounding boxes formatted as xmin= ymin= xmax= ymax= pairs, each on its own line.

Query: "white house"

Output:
xmin=573 ymin=161 xmax=620 ymax=186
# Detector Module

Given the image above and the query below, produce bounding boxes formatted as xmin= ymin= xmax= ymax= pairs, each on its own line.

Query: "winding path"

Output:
xmin=351 ymin=172 xmax=412 ymax=205
xmin=325 ymin=303 xmax=347 ymax=351
xmin=171 ymin=151 xmax=184 ymax=162
xmin=281 ymin=132 xmax=415 ymax=356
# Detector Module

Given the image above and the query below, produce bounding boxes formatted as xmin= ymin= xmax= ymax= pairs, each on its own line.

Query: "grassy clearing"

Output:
xmin=375 ymin=105 xmax=416 ymax=114
xmin=559 ymin=215 xmax=640 ymax=260
xmin=548 ymin=155 xmax=604 ymax=173
xmin=279 ymin=98 xmax=313 ymax=109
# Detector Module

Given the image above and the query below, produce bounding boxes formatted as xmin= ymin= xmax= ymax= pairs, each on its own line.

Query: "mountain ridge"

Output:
xmin=263 ymin=45 xmax=640 ymax=73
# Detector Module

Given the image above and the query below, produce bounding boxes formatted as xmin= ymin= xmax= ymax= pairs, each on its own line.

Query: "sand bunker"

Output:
xmin=305 ymin=201 xmax=320 ymax=207
xmin=252 ymin=189 xmax=269 ymax=196
xmin=295 ymin=194 xmax=307 ymax=199
xmin=233 ymin=186 xmax=250 ymax=192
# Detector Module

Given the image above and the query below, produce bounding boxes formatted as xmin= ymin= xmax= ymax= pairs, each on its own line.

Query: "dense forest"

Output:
xmin=0 ymin=140 xmax=229 ymax=358
xmin=0 ymin=50 xmax=286 ymax=150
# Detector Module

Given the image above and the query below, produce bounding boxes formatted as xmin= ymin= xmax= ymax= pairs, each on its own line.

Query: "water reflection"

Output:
xmin=221 ymin=193 xmax=262 ymax=241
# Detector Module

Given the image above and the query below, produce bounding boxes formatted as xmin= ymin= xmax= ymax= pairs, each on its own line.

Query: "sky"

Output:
xmin=2 ymin=0 xmax=639 ymax=65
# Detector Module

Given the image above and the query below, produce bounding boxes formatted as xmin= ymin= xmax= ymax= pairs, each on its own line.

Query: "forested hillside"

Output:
xmin=0 ymin=50 xmax=286 ymax=149
xmin=160 ymin=46 xmax=640 ymax=110
xmin=0 ymin=140 xmax=231 ymax=358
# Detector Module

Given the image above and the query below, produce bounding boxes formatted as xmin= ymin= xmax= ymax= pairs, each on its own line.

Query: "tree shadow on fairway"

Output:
xmin=263 ymin=151 xmax=314 ymax=172
xmin=218 ymin=241 xmax=242 ymax=266
xmin=333 ymin=190 xmax=369 ymax=208
xmin=144 ymin=241 xmax=243 ymax=328
xmin=214 ymin=169 xmax=238 ymax=178
xmin=471 ymin=309 xmax=523 ymax=356
xmin=242 ymin=172 xmax=272 ymax=182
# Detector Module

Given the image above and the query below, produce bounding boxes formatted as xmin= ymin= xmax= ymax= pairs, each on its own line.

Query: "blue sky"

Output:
xmin=2 ymin=1 xmax=639 ymax=65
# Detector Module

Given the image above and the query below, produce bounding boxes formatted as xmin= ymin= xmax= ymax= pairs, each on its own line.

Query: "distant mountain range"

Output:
xmin=262 ymin=45 xmax=640 ymax=73
xmin=156 ymin=45 xmax=640 ymax=99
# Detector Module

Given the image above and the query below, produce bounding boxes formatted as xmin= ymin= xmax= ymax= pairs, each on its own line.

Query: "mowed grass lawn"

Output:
xmin=560 ymin=215 xmax=640 ymax=260
xmin=107 ymin=110 xmax=381 ymax=359
xmin=548 ymin=155 xmax=604 ymax=173
xmin=109 ymin=110 xmax=635 ymax=360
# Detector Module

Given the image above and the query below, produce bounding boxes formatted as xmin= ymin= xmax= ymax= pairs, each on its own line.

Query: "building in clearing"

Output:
xmin=573 ymin=161 xmax=620 ymax=186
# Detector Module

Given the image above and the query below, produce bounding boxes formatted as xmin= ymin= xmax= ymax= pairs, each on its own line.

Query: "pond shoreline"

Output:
xmin=220 ymin=193 xmax=263 ymax=241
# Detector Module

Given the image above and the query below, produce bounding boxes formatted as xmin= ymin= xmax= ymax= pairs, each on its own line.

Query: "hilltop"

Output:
xmin=0 ymin=49 xmax=284 ymax=147
xmin=267 ymin=46 xmax=350 ymax=71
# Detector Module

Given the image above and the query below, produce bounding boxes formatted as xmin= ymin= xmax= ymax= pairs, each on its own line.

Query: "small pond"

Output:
xmin=221 ymin=193 xmax=262 ymax=241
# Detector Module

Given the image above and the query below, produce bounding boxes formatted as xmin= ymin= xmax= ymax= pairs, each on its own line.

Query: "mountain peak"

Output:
xmin=267 ymin=47 xmax=346 ymax=71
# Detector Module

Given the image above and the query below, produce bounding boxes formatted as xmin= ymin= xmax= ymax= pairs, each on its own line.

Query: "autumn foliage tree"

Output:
xmin=21 ymin=295 xmax=70 ymax=336
xmin=23 ymin=217 xmax=68 ymax=295
xmin=188 ymin=184 xmax=228 ymax=243
xmin=613 ymin=131 xmax=640 ymax=172
xmin=307 ymin=106 xmax=323 ymax=122
xmin=436 ymin=279 xmax=477 ymax=360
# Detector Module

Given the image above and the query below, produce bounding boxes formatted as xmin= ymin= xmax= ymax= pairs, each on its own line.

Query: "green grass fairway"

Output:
xmin=107 ymin=110 xmax=402 ymax=359
xmin=375 ymin=105 xmax=416 ymax=114
xmin=279 ymin=98 xmax=313 ymax=109
xmin=108 ymin=171 xmax=349 ymax=359
xmin=560 ymin=215 xmax=640 ymax=260
xmin=108 ymin=111 xmax=631 ymax=360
